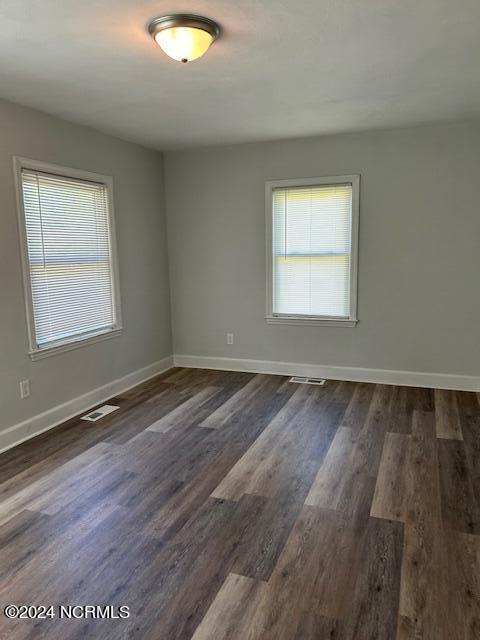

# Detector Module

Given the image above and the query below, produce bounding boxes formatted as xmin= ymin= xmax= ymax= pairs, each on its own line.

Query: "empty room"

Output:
xmin=0 ymin=1 xmax=479 ymax=638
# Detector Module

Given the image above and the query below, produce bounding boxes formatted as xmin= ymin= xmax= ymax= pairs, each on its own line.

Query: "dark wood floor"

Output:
xmin=0 ymin=368 xmax=479 ymax=639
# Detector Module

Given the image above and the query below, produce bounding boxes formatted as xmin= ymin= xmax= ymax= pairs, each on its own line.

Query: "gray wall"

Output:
xmin=2 ymin=107 xmax=479 ymax=444
xmin=165 ymin=122 xmax=480 ymax=377
xmin=0 ymin=98 xmax=172 ymax=434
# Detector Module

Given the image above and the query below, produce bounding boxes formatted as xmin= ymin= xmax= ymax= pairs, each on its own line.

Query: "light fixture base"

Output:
xmin=148 ymin=14 xmax=220 ymax=42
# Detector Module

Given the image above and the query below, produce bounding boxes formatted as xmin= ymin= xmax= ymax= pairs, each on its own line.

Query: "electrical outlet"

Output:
xmin=20 ymin=379 xmax=30 ymax=399
xmin=226 ymin=333 xmax=234 ymax=345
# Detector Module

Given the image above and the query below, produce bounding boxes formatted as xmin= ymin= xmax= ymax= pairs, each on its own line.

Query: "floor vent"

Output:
xmin=80 ymin=405 xmax=120 ymax=422
xmin=289 ymin=376 xmax=326 ymax=386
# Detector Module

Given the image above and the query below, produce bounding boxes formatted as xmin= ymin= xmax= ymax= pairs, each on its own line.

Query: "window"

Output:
xmin=14 ymin=158 xmax=122 ymax=359
xmin=265 ymin=175 xmax=359 ymax=326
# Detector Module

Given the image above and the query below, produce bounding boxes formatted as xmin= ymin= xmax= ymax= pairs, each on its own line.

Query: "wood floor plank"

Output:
xmin=345 ymin=384 xmax=395 ymax=479
xmin=193 ymin=506 xmax=401 ymax=640
xmin=304 ymin=426 xmax=356 ymax=509
xmin=399 ymin=524 xmax=480 ymax=640
xmin=146 ymin=386 xmax=221 ymax=432
xmin=462 ymin=415 xmax=480 ymax=507
xmin=270 ymin=506 xmax=359 ymax=621
xmin=0 ymin=509 xmax=52 ymax=583
xmin=456 ymin=391 xmax=480 ymax=417
xmin=145 ymin=442 xmax=244 ymax=540
xmin=435 ymin=388 xmax=463 ymax=440
xmin=191 ymin=573 xmax=266 ymax=640
xmin=212 ymin=386 xmax=344 ymax=501
xmin=211 ymin=385 xmax=312 ymax=500
xmin=226 ymin=506 xmax=352 ymax=639
xmin=228 ymin=492 xmax=304 ymax=581
xmin=218 ymin=374 xmax=296 ymax=446
xmin=339 ymin=381 xmax=375 ymax=434
xmin=338 ymin=516 xmax=403 ymax=640
xmin=0 ymin=500 xmax=129 ymax=607
xmin=437 ymin=438 xmax=480 ymax=534
xmin=370 ymin=432 xmax=410 ymax=521
xmin=200 ymin=374 xmax=272 ymax=429
xmin=334 ymin=385 xmax=396 ymax=526
xmin=0 ymin=368 xmax=479 ymax=640
xmin=397 ymin=521 xmax=449 ymax=640
xmin=404 ymin=410 xmax=439 ymax=524
xmin=0 ymin=442 xmax=122 ymax=525
xmin=100 ymin=385 xmax=195 ymax=445
xmin=451 ymin=531 xmax=480 ymax=639
xmin=387 ymin=386 xmax=412 ymax=434
xmin=397 ymin=410 xmax=451 ymax=639
xmin=331 ymin=380 xmax=357 ymax=404
xmin=123 ymin=498 xmax=249 ymax=640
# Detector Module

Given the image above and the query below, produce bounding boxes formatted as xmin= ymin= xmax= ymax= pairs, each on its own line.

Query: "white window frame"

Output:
xmin=13 ymin=157 xmax=123 ymax=360
xmin=265 ymin=174 xmax=360 ymax=327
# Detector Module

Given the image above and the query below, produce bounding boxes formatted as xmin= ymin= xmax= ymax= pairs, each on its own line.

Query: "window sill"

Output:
xmin=265 ymin=316 xmax=357 ymax=328
xmin=29 ymin=327 xmax=123 ymax=361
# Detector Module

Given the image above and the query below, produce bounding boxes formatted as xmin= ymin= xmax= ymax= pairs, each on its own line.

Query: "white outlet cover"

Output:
xmin=20 ymin=379 xmax=30 ymax=398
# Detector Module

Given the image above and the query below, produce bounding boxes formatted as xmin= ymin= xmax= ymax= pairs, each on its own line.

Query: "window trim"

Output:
xmin=13 ymin=156 xmax=123 ymax=360
xmin=265 ymin=174 xmax=360 ymax=327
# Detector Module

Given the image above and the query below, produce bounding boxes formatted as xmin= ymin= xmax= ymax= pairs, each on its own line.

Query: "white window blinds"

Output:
xmin=272 ymin=183 xmax=353 ymax=319
xmin=20 ymin=169 xmax=118 ymax=350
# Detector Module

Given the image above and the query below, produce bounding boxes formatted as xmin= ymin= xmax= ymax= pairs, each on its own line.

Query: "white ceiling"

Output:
xmin=1 ymin=0 xmax=480 ymax=150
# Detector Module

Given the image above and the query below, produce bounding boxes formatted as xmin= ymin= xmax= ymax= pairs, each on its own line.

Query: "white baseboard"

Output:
xmin=3 ymin=352 xmax=477 ymax=455
xmin=174 ymin=354 xmax=480 ymax=392
xmin=0 ymin=355 xmax=174 ymax=455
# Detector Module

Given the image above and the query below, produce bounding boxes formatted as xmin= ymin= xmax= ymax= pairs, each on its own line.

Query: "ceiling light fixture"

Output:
xmin=148 ymin=14 xmax=220 ymax=63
